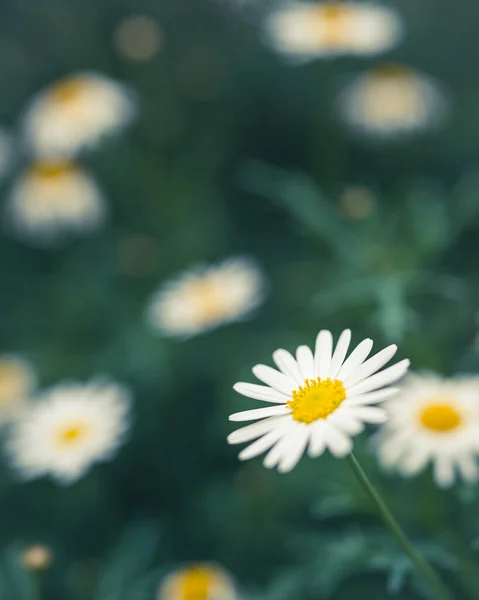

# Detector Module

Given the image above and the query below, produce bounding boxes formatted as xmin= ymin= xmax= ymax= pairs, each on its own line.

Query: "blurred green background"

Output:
xmin=1 ymin=0 xmax=479 ymax=599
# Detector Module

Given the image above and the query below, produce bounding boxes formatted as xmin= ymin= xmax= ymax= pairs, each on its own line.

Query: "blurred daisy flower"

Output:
xmin=6 ymin=161 xmax=106 ymax=245
xmin=377 ymin=374 xmax=479 ymax=488
xmin=23 ymin=72 xmax=135 ymax=158
xmin=0 ymin=355 xmax=36 ymax=424
xmin=147 ymin=258 xmax=265 ymax=338
xmin=228 ymin=330 xmax=409 ymax=473
xmin=158 ymin=564 xmax=237 ymax=600
xmin=265 ymin=2 xmax=402 ymax=61
xmin=339 ymin=64 xmax=448 ymax=137
xmin=7 ymin=379 xmax=131 ymax=484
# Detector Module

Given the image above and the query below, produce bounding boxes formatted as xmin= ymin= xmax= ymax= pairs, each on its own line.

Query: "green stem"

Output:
xmin=346 ymin=453 xmax=452 ymax=600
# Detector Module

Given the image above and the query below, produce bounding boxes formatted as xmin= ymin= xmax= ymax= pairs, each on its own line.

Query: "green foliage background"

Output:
xmin=1 ymin=0 xmax=479 ymax=599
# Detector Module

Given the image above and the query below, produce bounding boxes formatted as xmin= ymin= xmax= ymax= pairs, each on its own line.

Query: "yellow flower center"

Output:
xmin=28 ymin=161 xmax=75 ymax=182
xmin=179 ymin=568 xmax=214 ymax=600
xmin=188 ymin=279 xmax=231 ymax=323
xmin=0 ymin=363 xmax=23 ymax=405
xmin=51 ymin=78 xmax=85 ymax=104
xmin=318 ymin=3 xmax=350 ymax=45
xmin=419 ymin=404 xmax=462 ymax=432
xmin=287 ymin=378 xmax=346 ymax=424
xmin=57 ymin=422 xmax=89 ymax=446
xmin=371 ymin=64 xmax=412 ymax=81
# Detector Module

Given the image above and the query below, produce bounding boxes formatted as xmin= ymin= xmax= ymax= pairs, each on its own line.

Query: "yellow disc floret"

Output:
xmin=420 ymin=403 xmax=462 ymax=432
xmin=179 ymin=567 xmax=214 ymax=600
xmin=287 ymin=377 xmax=346 ymax=424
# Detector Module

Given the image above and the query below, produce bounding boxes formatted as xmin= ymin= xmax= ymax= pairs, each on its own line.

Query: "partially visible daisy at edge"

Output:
xmin=146 ymin=257 xmax=266 ymax=338
xmin=22 ymin=71 xmax=136 ymax=158
xmin=158 ymin=563 xmax=237 ymax=600
xmin=228 ymin=329 xmax=409 ymax=473
xmin=265 ymin=2 xmax=403 ymax=62
xmin=338 ymin=64 xmax=449 ymax=138
xmin=5 ymin=160 xmax=106 ymax=245
xmin=376 ymin=373 xmax=479 ymax=488
xmin=6 ymin=379 xmax=131 ymax=484
xmin=0 ymin=354 xmax=36 ymax=424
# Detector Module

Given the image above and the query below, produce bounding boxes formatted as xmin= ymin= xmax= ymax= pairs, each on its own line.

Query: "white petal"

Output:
xmin=278 ymin=426 xmax=309 ymax=473
xmin=227 ymin=416 xmax=288 ymax=444
xmin=263 ymin=425 xmax=297 ymax=469
xmin=252 ymin=364 xmax=295 ymax=395
xmin=456 ymin=454 xmax=479 ymax=483
xmin=343 ymin=345 xmax=398 ymax=386
xmin=324 ymin=423 xmax=353 ymax=458
xmin=327 ymin=409 xmax=364 ymax=435
xmin=273 ymin=349 xmax=303 ymax=385
xmin=347 ymin=359 xmax=410 ymax=396
xmin=336 ymin=338 xmax=373 ymax=382
xmin=233 ymin=382 xmax=288 ymax=404
xmin=229 ymin=405 xmax=291 ymax=422
xmin=239 ymin=428 xmax=286 ymax=461
xmin=433 ymin=456 xmax=456 ymax=488
xmin=296 ymin=345 xmax=315 ymax=380
xmin=314 ymin=330 xmax=333 ymax=379
xmin=398 ymin=448 xmax=431 ymax=476
xmin=308 ymin=420 xmax=327 ymax=457
xmin=348 ymin=406 xmax=388 ymax=424
xmin=329 ymin=329 xmax=351 ymax=379
xmin=344 ymin=388 xmax=399 ymax=406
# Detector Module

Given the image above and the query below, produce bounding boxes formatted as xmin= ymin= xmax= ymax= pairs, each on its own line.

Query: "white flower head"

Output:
xmin=265 ymin=2 xmax=402 ymax=61
xmin=23 ymin=72 xmax=136 ymax=158
xmin=377 ymin=373 xmax=479 ymax=488
xmin=158 ymin=564 xmax=237 ymax=600
xmin=0 ymin=355 xmax=36 ymax=424
xmin=228 ymin=330 xmax=409 ymax=473
xmin=6 ymin=161 xmax=106 ymax=245
xmin=7 ymin=379 xmax=131 ymax=484
xmin=339 ymin=64 xmax=448 ymax=137
xmin=147 ymin=257 xmax=265 ymax=338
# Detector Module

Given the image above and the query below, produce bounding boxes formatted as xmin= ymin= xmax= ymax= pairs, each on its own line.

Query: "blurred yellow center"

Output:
xmin=179 ymin=568 xmax=214 ymax=600
xmin=190 ymin=280 xmax=229 ymax=323
xmin=319 ymin=4 xmax=349 ymax=44
xmin=57 ymin=422 xmax=89 ymax=445
xmin=29 ymin=162 xmax=74 ymax=181
xmin=420 ymin=404 xmax=462 ymax=432
xmin=51 ymin=79 xmax=84 ymax=103
xmin=371 ymin=64 xmax=412 ymax=81
xmin=0 ymin=364 xmax=21 ymax=404
xmin=287 ymin=378 xmax=346 ymax=423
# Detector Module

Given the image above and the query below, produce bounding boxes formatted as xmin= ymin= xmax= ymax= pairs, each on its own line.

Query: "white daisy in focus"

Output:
xmin=228 ymin=330 xmax=409 ymax=473
xmin=376 ymin=374 xmax=479 ymax=488
xmin=147 ymin=258 xmax=265 ymax=338
xmin=23 ymin=72 xmax=135 ymax=158
xmin=6 ymin=161 xmax=106 ymax=245
xmin=265 ymin=2 xmax=402 ymax=61
xmin=0 ymin=355 xmax=36 ymax=424
xmin=158 ymin=564 xmax=237 ymax=600
xmin=7 ymin=379 xmax=131 ymax=484
xmin=339 ymin=64 xmax=448 ymax=137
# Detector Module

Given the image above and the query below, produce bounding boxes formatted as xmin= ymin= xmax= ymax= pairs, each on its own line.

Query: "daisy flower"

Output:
xmin=339 ymin=64 xmax=448 ymax=137
xmin=22 ymin=72 xmax=135 ymax=158
xmin=0 ymin=355 xmax=36 ymax=424
xmin=265 ymin=2 xmax=402 ymax=61
xmin=158 ymin=564 xmax=237 ymax=600
xmin=6 ymin=161 xmax=106 ymax=245
xmin=376 ymin=374 xmax=479 ymax=488
xmin=147 ymin=258 xmax=265 ymax=338
xmin=228 ymin=329 xmax=409 ymax=473
xmin=6 ymin=379 xmax=131 ymax=484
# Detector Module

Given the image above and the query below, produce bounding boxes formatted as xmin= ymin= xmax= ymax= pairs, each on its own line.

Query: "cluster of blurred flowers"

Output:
xmin=266 ymin=1 xmax=448 ymax=137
